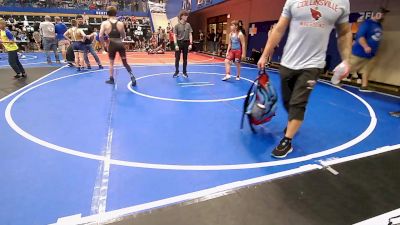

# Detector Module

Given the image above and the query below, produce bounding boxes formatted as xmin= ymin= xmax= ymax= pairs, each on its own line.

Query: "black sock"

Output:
xmin=283 ymin=137 xmax=292 ymax=142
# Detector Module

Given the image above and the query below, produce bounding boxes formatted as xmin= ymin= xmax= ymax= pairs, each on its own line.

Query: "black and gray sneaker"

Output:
xmin=173 ymin=72 xmax=179 ymax=78
xmin=182 ymin=72 xmax=188 ymax=78
xmin=389 ymin=111 xmax=400 ymax=118
xmin=99 ymin=65 xmax=104 ymax=70
xmin=14 ymin=74 xmax=21 ymax=79
xmin=106 ymin=77 xmax=115 ymax=85
xmin=271 ymin=137 xmax=293 ymax=159
xmin=20 ymin=73 xmax=27 ymax=79
xmin=129 ymin=72 xmax=136 ymax=87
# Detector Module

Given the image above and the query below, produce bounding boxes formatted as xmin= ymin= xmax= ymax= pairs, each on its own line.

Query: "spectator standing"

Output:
xmin=40 ymin=15 xmax=60 ymax=64
xmin=32 ymin=29 xmax=41 ymax=51
xmin=348 ymin=7 xmax=390 ymax=92
xmin=168 ymin=28 xmax=174 ymax=51
xmin=207 ymin=29 xmax=215 ymax=53
xmin=215 ymin=28 xmax=222 ymax=54
xmin=54 ymin=16 xmax=69 ymax=62
xmin=199 ymin=29 xmax=204 ymax=51
xmin=0 ymin=19 xmax=27 ymax=79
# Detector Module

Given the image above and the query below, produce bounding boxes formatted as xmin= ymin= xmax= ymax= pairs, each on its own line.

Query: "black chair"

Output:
xmin=15 ymin=15 xmax=23 ymax=21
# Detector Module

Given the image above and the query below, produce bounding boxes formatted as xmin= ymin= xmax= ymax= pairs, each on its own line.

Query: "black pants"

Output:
xmin=8 ymin=50 xmax=25 ymax=75
xmin=175 ymin=40 xmax=189 ymax=73
xmin=279 ymin=66 xmax=321 ymax=121
xmin=199 ymin=40 xmax=204 ymax=51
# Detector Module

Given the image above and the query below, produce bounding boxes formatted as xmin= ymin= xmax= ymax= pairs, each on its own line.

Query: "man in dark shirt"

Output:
xmin=173 ymin=10 xmax=193 ymax=78
xmin=215 ymin=28 xmax=222 ymax=54
xmin=77 ymin=15 xmax=103 ymax=70
xmin=199 ymin=30 xmax=204 ymax=51
xmin=207 ymin=29 xmax=215 ymax=53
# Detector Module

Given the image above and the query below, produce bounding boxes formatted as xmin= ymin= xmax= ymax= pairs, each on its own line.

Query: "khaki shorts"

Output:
xmin=349 ymin=54 xmax=375 ymax=74
xmin=58 ymin=40 xmax=70 ymax=52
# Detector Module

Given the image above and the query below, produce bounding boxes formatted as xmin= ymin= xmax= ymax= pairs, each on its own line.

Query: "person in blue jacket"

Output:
xmin=349 ymin=7 xmax=390 ymax=92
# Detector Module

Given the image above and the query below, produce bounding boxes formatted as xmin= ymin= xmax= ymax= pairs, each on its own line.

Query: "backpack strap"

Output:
xmin=240 ymin=76 xmax=259 ymax=132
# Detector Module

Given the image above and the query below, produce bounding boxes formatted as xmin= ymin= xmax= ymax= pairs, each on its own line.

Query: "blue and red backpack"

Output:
xmin=241 ymin=68 xmax=278 ymax=132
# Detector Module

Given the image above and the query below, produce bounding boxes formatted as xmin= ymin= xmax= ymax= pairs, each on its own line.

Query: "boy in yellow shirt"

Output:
xmin=0 ymin=19 xmax=26 ymax=79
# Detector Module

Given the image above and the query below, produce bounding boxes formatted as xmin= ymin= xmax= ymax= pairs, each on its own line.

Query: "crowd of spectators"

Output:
xmin=0 ymin=14 xmax=178 ymax=54
xmin=0 ymin=0 xmax=149 ymax=12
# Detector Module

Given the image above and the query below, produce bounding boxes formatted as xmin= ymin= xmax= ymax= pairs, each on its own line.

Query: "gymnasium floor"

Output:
xmin=0 ymin=52 xmax=399 ymax=225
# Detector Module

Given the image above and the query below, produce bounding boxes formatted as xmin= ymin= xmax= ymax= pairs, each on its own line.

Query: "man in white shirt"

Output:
xmin=258 ymin=0 xmax=352 ymax=158
xmin=39 ymin=15 xmax=60 ymax=64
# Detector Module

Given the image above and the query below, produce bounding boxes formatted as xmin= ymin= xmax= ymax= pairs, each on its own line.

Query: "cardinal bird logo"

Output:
xmin=310 ymin=7 xmax=322 ymax=20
